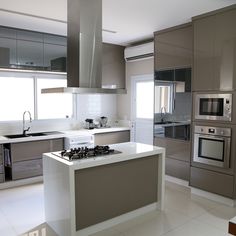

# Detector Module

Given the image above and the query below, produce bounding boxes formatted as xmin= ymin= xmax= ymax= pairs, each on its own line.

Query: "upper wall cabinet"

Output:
xmin=154 ymin=23 xmax=192 ymax=70
xmin=17 ymin=30 xmax=44 ymax=68
xmin=155 ymin=67 xmax=191 ymax=92
xmin=193 ymin=7 xmax=236 ymax=91
xmin=102 ymin=43 xmax=126 ymax=89
xmin=0 ymin=26 xmax=67 ymax=72
xmin=44 ymin=34 xmax=67 ymax=72
xmin=0 ymin=27 xmax=17 ymax=67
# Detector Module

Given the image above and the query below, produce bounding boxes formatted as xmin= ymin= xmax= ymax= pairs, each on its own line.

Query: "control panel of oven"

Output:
xmin=195 ymin=125 xmax=231 ymax=137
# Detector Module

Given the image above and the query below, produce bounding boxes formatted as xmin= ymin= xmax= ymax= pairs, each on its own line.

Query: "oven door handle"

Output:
xmin=195 ymin=134 xmax=226 ymax=141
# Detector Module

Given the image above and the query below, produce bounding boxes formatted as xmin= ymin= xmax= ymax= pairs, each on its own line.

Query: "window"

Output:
xmin=0 ymin=75 xmax=73 ymax=121
xmin=0 ymin=77 xmax=34 ymax=121
xmin=37 ymin=78 xmax=73 ymax=119
xmin=155 ymin=82 xmax=174 ymax=113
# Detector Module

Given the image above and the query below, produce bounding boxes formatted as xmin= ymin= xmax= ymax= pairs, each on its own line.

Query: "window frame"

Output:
xmin=154 ymin=81 xmax=174 ymax=114
xmin=0 ymin=71 xmax=76 ymax=122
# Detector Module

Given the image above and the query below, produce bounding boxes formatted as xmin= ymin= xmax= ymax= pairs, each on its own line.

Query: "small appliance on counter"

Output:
xmin=99 ymin=116 xmax=110 ymax=128
xmin=85 ymin=119 xmax=95 ymax=129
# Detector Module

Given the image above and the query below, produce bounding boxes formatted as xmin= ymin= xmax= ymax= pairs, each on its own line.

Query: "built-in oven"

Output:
xmin=195 ymin=94 xmax=232 ymax=121
xmin=193 ymin=125 xmax=231 ymax=168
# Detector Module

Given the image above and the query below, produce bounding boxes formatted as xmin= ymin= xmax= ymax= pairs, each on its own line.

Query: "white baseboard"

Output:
xmin=77 ymin=203 xmax=158 ymax=236
xmin=191 ymin=187 xmax=236 ymax=207
xmin=165 ymin=175 xmax=189 ymax=187
xmin=0 ymin=176 xmax=43 ymax=190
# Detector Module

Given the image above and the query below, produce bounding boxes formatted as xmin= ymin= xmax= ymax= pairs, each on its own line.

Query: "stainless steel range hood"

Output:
xmin=42 ymin=0 xmax=126 ymax=94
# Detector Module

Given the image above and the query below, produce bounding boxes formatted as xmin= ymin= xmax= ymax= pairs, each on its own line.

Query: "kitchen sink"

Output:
xmin=4 ymin=131 xmax=63 ymax=139
xmin=4 ymin=132 xmax=47 ymax=139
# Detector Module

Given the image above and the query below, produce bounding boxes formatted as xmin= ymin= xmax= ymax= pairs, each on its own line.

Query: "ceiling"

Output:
xmin=0 ymin=0 xmax=236 ymax=45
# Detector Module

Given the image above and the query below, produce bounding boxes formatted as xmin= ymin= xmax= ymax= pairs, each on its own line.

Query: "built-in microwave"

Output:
xmin=195 ymin=94 xmax=232 ymax=121
xmin=193 ymin=125 xmax=231 ymax=168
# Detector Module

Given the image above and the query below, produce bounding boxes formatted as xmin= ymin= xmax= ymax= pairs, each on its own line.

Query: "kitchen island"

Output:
xmin=43 ymin=142 xmax=165 ymax=236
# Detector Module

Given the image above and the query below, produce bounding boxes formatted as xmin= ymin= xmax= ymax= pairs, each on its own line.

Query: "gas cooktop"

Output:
xmin=53 ymin=145 xmax=121 ymax=161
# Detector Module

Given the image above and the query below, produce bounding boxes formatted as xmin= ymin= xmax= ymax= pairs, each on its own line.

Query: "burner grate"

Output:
xmin=60 ymin=145 xmax=115 ymax=161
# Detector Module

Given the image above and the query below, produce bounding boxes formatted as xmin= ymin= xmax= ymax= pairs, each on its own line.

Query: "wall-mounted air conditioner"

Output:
xmin=124 ymin=41 xmax=154 ymax=62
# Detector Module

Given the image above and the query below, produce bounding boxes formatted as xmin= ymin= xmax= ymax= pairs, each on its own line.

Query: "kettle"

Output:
xmin=85 ymin=119 xmax=94 ymax=129
xmin=100 ymin=116 xmax=108 ymax=128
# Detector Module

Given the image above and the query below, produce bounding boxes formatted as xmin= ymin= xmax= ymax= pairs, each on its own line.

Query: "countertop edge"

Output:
xmin=0 ymin=127 xmax=131 ymax=144
xmin=43 ymin=142 xmax=165 ymax=170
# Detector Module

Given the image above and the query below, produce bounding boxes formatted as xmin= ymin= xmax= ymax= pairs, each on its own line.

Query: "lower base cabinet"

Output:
xmin=94 ymin=131 xmax=130 ymax=145
xmin=12 ymin=159 xmax=43 ymax=180
xmin=4 ymin=138 xmax=64 ymax=181
xmin=166 ymin=157 xmax=190 ymax=181
xmin=190 ymin=167 xmax=234 ymax=198
xmin=154 ymin=137 xmax=190 ymax=180
xmin=0 ymin=173 xmax=4 ymax=183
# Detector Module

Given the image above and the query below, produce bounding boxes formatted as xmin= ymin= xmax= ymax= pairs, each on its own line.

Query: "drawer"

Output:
xmin=12 ymin=159 xmax=43 ymax=180
xmin=166 ymin=157 xmax=190 ymax=181
xmin=0 ymin=173 xmax=4 ymax=183
xmin=190 ymin=167 xmax=234 ymax=198
xmin=155 ymin=137 xmax=190 ymax=162
xmin=11 ymin=140 xmax=51 ymax=163
xmin=0 ymin=164 xmax=4 ymax=173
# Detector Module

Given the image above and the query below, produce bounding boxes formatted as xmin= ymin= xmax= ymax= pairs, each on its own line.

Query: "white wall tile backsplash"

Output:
xmin=76 ymin=94 xmax=117 ymax=124
xmin=0 ymin=94 xmax=118 ymax=135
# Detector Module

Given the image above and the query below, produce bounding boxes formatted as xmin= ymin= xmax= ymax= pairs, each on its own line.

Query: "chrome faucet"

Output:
xmin=23 ymin=111 xmax=32 ymax=136
xmin=160 ymin=107 xmax=167 ymax=123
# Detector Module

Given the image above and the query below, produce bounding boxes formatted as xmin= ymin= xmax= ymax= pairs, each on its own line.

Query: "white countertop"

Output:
xmin=0 ymin=127 xmax=130 ymax=144
xmin=43 ymin=142 xmax=165 ymax=170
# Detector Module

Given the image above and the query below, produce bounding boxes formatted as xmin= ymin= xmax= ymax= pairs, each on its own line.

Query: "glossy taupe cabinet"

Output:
xmin=154 ymin=137 xmax=190 ymax=181
xmin=10 ymin=138 xmax=63 ymax=180
xmin=193 ymin=7 xmax=236 ymax=91
xmin=154 ymin=23 xmax=192 ymax=70
xmin=102 ymin=43 xmax=126 ymax=89
xmin=0 ymin=145 xmax=4 ymax=183
xmin=0 ymin=26 xmax=67 ymax=72
xmin=94 ymin=131 xmax=130 ymax=146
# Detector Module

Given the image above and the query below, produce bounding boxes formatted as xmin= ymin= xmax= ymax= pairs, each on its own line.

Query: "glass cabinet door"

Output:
xmin=17 ymin=40 xmax=44 ymax=69
xmin=44 ymin=44 xmax=66 ymax=72
xmin=0 ymin=38 xmax=17 ymax=68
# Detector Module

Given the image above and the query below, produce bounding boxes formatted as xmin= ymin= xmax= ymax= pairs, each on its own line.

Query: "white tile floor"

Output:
xmin=0 ymin=181 xmax=234 ymax=236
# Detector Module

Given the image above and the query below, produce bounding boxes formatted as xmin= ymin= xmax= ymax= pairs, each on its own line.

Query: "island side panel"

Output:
xmin=43 ymin=155 xmax=72 ymax=236
xmin=74 ymin=155 xmax=158 ymax=231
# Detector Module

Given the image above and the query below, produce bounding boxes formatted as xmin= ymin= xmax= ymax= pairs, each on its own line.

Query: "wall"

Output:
xmin=76 ymin=94 xmax=117 ymax=127
xmin=117 ymin=58 xmax=154 ymax=121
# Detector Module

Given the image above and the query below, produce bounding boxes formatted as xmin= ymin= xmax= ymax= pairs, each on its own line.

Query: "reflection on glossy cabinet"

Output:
xmin=154 ymin=137 xmax=190 ymax=180
xmin=44 ymin=44 xmax=66 ymax=71
xmin=10 ymin=138 xmax=64 ymax=180
xmin=154 ymin=23 xmax=192 ymax=70
xmin=17 ymin=40 xmax=44 ymax=68
xmin=94 ymin=131 xmax=130 ymax=145
xmin=0 ymin=38 xmax=17 ymax=67
xmin=193 ymin=7 xmax=236 ymax=91
xmin=154 ymin=137 xmax=190 ymax=162
xmin=0 ymin=26 xmax=67 ymax=71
